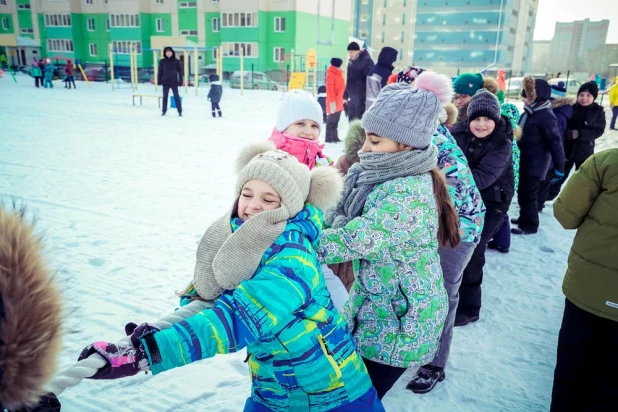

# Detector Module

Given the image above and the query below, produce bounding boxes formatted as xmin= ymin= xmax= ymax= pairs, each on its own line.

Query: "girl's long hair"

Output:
xmin=430 ymin=168 xmax=461 ymax=248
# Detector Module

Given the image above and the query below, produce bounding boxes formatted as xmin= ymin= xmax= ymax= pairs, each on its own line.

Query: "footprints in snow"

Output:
xmin=539 ymin=246 xmax=555 ymax=253
xmin=88 ymin=257 xmax=106 ymax=267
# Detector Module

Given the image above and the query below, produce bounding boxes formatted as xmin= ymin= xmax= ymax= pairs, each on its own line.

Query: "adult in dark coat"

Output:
xmin=345 ymin=42 xmax=374 ymax=121
xmin=512 ymin=78 xmax=565 ymax=235
xmin=158 ymin=46 xmax=183 ymax=116
xmin=365 ymin=47 xmax=398 ymax=108
xmin=207 ymin=73 xmax=223 ymax=118
xmin=538 ymin=82 xmax=574 ymax=210
xmin=548 ymin=81 xmax=606 ymax=200
xmin=452 ymin=90 xmax=514 ymax=326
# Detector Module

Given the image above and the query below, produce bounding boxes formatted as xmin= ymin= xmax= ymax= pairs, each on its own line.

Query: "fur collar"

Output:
xmin=551 ymin=96 xmax=574 ymax=109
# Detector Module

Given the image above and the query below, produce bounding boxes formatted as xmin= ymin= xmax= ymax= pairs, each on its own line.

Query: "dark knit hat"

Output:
xmin=550 ymin=81 xmax=567 ymax=99
xmin=467 ymin=89 xmax=501 ymax=124
xmin=578 ymin=81 xmax=599 ymax=100
xmin=453 ymin=73 xmax=484 ymax=96
xmin=330 ymin=58 xmax=343 ymax=68
xmin=347 ymin=42 xmax=361 ymax=51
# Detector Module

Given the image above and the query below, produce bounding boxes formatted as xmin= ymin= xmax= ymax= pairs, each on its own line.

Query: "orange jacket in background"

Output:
xmin=326 ymin=65 xmax=345 ymax=115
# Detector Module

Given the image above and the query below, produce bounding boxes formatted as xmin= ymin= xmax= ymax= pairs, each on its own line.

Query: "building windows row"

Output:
xmin=221 ymin=12 xmax=258 ymax=28
xmin=0 ymin=0 xmax=7 ymax=6
xmin=21 ymin=28 xmax=33 ymax=34
xmin=179 ymin=2 xmax=197 ymax=8
xmin=17 ymin=4 xmax=31 ymax=10
xmin=112 ymin=40 xmax=142 ymax=54
xmin=45 ymin=14 xmax=71 ymax=27
xmin=110 ymin=14 xmax=140 ymax=28
xmin=180 ymin=29 xmax=198 ymax=35
xmin=47 ymin=39 xmax=74 ymax=52
xmin=221 ymin=42 xmax=258 ymax=57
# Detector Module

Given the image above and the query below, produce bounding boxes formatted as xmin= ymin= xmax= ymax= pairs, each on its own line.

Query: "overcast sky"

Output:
xmin=534 ymin=0 xmax=618 ymax=43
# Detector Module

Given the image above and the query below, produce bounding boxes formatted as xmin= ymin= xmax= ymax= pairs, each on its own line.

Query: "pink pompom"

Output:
xmin=414 ymin=71 xmax=454 ymax=105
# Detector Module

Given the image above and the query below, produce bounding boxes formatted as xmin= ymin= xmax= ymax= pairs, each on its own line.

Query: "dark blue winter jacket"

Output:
xmin=552 ymin=98 xmax=574 ymax=139
xmin=366 ymin=47 xmax=398 ymax=107
xmin=519 ymin=103 xmax=565 ymax=178
xmin=345 ymin=50 xmax=374 ymax=102
xmin=207 ymin=74 xmax=223 ymax=103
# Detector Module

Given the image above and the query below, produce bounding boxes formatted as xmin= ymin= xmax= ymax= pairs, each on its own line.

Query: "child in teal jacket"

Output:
xmin=78 ymin=142 xmax=383 ymax=412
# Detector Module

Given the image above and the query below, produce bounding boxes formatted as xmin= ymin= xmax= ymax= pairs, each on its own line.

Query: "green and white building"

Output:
xmin=0 ymin=0 xmax=351 ymax=76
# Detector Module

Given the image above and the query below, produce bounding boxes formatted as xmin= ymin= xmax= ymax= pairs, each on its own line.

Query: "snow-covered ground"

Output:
xmin=1 ymin=75 xmax=617 ymax=411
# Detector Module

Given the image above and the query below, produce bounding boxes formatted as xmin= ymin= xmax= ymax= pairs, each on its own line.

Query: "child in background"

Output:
xmin=78 ymin=142 xmax=384 ymax=411
xmin=30 ymin=59 xmax=42 ymax=88
xmin=269 ymin=89 xmax=334 ymax=169
xmin=325 ymin=58 xmax=345 ymax=143
xmin=64 ymin=60 xmax=76 ymax=89
xmin=319 ymin=73 xmax=461 ymax=399
xmin=43 ymin=59 xmax=54 ymax=89
xmin=317 ymin=85 xmax=327 ymax=123
xmin=207 ymin=73 xmax=223 ymax=118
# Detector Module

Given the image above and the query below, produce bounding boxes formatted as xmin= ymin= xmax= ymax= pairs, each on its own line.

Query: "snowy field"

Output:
xmin=1 ymin=75 xmax=617 ymax=411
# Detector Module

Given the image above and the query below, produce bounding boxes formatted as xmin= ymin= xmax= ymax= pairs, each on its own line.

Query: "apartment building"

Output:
xmin=0 ymin=0 xmax=350 ymax=74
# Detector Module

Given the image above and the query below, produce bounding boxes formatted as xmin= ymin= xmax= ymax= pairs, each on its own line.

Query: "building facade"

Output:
xmin=548 ymin=19 xmax=610 ymax=75
xmin=0 ymin=0 xmax=350 ymax=75
xmin=351 ymin=0 xmax=537 ymax=76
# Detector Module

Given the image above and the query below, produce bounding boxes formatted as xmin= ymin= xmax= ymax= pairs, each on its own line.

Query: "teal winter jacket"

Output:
xmin=142 ymin=205 xmax=373 ymax=412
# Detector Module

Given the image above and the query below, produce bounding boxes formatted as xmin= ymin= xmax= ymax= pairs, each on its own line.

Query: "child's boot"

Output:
xmin=212 ymin=110 xmax=216 ymax=118
xmin=218 ymin=110 xmax=222 ymax=117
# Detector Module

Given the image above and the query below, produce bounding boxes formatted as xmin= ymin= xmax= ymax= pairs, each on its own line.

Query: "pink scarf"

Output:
xmin=269 ymin=129 xmax=332 ymax=170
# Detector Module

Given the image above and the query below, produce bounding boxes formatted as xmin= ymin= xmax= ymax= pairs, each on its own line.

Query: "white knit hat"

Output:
xmin=276 ymin=90 xmax=324 ymax=132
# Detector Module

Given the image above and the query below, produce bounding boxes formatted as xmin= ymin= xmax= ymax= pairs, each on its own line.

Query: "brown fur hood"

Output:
xmin=0 ymin=206 xmax=63 ymax=410
xmin=483 ymin=77 xmax=500 ymax=95
xmin=551 ymin=96 xmax=575 ymax=109
xmin=343 ymin=120 xmax=366 ymax=163
xmin=439 ymin=103 xmax=458 ymax=127
xmin=522 ymin=77 xmax=536 ymax=102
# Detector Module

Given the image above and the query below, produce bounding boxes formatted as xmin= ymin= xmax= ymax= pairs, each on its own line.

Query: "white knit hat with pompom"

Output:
xmin=361 ymin=71 xmax=454 ymax=148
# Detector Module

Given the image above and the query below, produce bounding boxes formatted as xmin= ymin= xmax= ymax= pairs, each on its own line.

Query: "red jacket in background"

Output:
xmin=326 ymin=65 xmax=345 ymax=115
xmin=65 ymin=63 xmax=74 ymax=76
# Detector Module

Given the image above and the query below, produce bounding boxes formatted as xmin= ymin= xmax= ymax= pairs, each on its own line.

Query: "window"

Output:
xmin=20 ymin=28 xmax=33 ymax=34
xmin=221 ymin=42 xmax=258 ymax=57
xmin=0 ymin=0 xmax=7 ymax=6
xmin=17 ymin=4 xmax=31 ymax=9
xmin=180 ymin=29 xmax=198 ymax=35
xmin=85 ymin=0 xmax=93 ymax=4
xmin=381 ymin=31 xmax=384 ymax=43
xmin=212 ymin=17 xmax=219 ymax=32
xmin=274 ymin=47 xmax=285 ymax=62
xmin=360 ymin=14 xmax=369 ymax=22
xmin=274 ymin=17 xmax=285 ymax=32
xmin=110 ymin=14 xmax=140 ymax=28
xmin=382 ymin=14 xmax=385 ymax=25
xmin=1 ymin=18 xmax=8 ymax=30
xmin=156 ymin=18 xmax=165 ymax=32
xmin=221 ymin=12 xmax=258 ymax=27
xmin=106 ymin=18 xmax=110 ymax=31
xmin=212 ymin=48 xmax=217 ymax=59
xmin=47 ymin=39 xmax=74 ymax=52
xmin=402 ymin=13 xmax=405 ymax=25
xmin=89 ymin=43 xmax=97 ymax=56
xmin=399 ymin=48 xmax=403 ymax=61
xmin=213 ymin=0 xmax=219 ymax=3
xmin=401 ymin=31 xmax=404 ymax=42
xmin=45 ymin=14 xmax=72 ymax=27
xmin=87 ymin=18 xmax=95 ymax=31
xmin=111 ymin=41 xmax=142 ymax=54
xmin=155 ymin=0 xmax=163 ymax=3
xmin=359 ymin=30 xmax=367 ymax=39
xmin=179 ymin=2 xmax=197 ymax=7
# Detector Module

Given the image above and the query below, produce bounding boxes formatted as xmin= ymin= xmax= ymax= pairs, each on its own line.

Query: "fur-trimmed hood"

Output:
xmin=0 ymin=206 xmax=63 ymax=410
xmin=439 ymin=103 xmax=458 ymax=127
xmin=551 ymin=96 xmax=575 ymax=109
xmin=343 ymin=120 xmax=365 ymax=163
xmin=482 ymin=77 xmax=500 ymax=95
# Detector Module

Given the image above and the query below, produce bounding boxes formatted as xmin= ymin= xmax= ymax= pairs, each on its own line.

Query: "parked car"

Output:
xmin=505 ymin=76 xmax=524 ymax=97
xmin=548 ymin=78 xmax=582 ymax=94
xmin=75 ymin=67 xmax=109 ymax=82
xmin=229 ymin=71 xmax=279 ymax=90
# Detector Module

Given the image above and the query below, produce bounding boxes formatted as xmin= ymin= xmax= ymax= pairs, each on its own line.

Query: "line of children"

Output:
xmin=78 ymin=142 xmax=385 ymax=411
xmin=318 ymin=72 xmax=461 ymax=399
xmin=207 ymin=73 xmax=223 ymax=118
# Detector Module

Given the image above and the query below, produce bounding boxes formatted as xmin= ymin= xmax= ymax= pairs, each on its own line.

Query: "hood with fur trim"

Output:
xmin=343 ymin=120 xmax=365 ymax=164
xmin=482 ymin=77 xmax=500 ymax=95
xmin=0 ymin=206 xmax=62 ymax=410
xmin=438 ymin=103 xmax=458 ymax=127
xmin=551 ymin=96 xmax=575 ymax=109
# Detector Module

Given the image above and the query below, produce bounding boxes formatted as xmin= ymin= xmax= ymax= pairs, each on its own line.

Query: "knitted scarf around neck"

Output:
xmin=325 ymin=145 xmax=438 ymax=228
xmin=519 ymin=100 xmax=552 ymax=129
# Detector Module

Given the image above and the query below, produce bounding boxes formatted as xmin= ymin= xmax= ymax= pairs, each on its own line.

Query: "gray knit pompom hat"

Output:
xmin=361 ymin=71 xmax=454 ymax=148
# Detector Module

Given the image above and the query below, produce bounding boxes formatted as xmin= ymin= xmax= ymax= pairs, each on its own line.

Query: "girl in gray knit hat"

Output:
xmin=318 ymin=71 xmax=462 ymax=400
xmin=77 ymin=142 xmax=387 ymax=411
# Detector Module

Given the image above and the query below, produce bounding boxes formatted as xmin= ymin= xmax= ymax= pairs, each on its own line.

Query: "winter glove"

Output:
xmin=551 ymin=169 xmax=565 ymax=184
xmin=124 ymin=322 xmax=160 ymax=348
xmin=566 ymin=130 xmax=579 ymax=140
xmin=78 ymin=341 xmax=150 ymax=380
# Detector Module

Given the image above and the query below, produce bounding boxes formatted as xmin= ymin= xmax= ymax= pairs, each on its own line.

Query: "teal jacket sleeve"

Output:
xmin=142 ymin=237 xmax=317 ymax=375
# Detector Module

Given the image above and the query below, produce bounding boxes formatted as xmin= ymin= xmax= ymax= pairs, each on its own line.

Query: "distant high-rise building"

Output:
xmin=548 ymin=19 xmax=610 ymax=74
xmin=530 ymin=40 xmax=551 ymax=74
xmin=413 ymin=0 xmax=537 ymax=76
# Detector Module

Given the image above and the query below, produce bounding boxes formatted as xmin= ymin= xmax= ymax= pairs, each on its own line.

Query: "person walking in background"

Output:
xmin=317 ymin=85 xmax=327 ymax=123
xmin=608 ymin=76 xmax=618 ymax=130
xmin=548 ymin=81 xmax=606 ymax=200
xmin=158 ymin=46 xmax=183 ymax=117
xmin=365 ymin=47 xmax=398 ymax=108
xmin=43 ymin=59 xmax=54 ymax=89
xmin=345 ymin=42 xmax=374 ymax=121
xmin=512 ymin=78 xmax=564 ymax=236
xmin=64 ymin=60 xmax=76 ymax=89
xmin=550 ymin=148 xmax=618 ymax=411
xmin=325 ymin=58 xmax=345 ymax=143
xmin=207 ymin=73 xmax=222 ymax=118
xmin=30 ymin=59 xmax=42 ymax=88
xmin=452 ymin=73 xmax=485 ymax=123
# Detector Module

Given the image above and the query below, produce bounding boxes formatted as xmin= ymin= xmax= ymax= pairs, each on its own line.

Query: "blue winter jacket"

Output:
xmin=141 ymin=205 xmax=374 ymax=412
xmin=44 ymin=64 xmax=54 ymax=80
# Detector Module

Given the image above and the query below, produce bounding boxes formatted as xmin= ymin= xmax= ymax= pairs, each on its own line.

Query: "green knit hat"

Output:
xmin=453 ymin=73 xmax=484 ymax=96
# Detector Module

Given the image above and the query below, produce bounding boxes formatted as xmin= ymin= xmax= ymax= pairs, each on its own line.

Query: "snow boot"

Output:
xmin=406 ymin=365 xmax=446 ymax=394
xmin=511 ymin=227 xmax=537 ymax=235
xmin=487 ymin=241 xmax=509 ymax=254
xmin=218 ymin=110 xmax=222 ymax=117
xmin=212 ymin=111 xmax=216 ymax=118
xmin=510 ymin=218 xmax=519 ymax=225
xmin=454 ymin=314 xmax=479 ymax=327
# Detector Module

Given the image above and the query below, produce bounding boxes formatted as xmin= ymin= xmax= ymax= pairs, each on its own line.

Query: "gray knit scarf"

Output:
xmin=325 ymin=145 xmax=438 ymax=228
xmin=519 ymin=100 xmax=552 ymax=129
